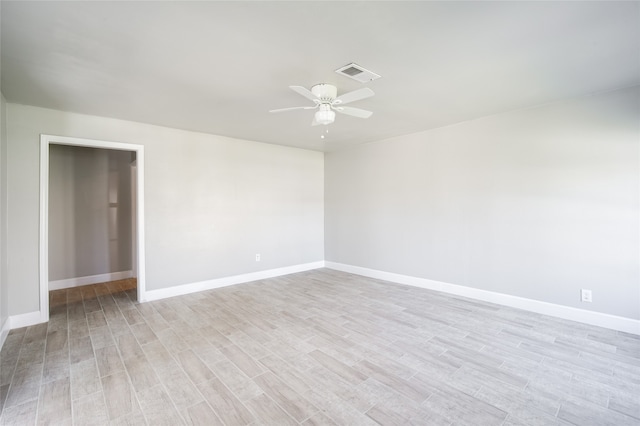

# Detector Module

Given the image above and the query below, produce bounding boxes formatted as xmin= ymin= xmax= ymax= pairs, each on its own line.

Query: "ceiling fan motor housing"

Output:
xmin=311 ymin=84 xmax=338 ymax=101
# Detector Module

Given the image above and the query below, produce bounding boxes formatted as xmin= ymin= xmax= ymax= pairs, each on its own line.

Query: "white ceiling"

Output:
xmin=2 ymin=1 xmax=639 ymax=152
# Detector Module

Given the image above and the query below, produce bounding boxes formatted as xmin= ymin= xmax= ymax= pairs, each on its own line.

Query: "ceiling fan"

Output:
xmin=270 ymin=84 xmax=374 ymax=126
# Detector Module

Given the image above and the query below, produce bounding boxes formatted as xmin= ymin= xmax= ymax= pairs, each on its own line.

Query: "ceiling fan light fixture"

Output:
xmin=315 ymin=106 xmax=335 ymax=125
xmin=270 ymin=84 xmax=374 ymax=126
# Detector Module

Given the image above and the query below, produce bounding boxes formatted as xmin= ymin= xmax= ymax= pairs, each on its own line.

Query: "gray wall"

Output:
xmin=49 ymin=145 xmax=133 ymax=281
xmin=326 ymin=86 xmax=640 ymax=320
xmin=5 ymin=87 xmax=637 ymax=322
xmin=0 ymin=5 xmax=5 ymax=332
xmin=1 ymin=93 xmax=7 ymax=329
xmin=6 ymin=105 xmax=324 ymax=316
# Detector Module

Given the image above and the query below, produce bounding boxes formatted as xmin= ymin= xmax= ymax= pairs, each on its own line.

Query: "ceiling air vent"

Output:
xmin=335 ymin=63 xmax=381 ymax=83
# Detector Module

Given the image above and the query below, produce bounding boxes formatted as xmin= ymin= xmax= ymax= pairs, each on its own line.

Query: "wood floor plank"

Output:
xmin=115 ymin=332 xmax=145 ymax=360
xmin=122 ymin=354 xmax=159 ymax=393
xmin=244 ymin=393 xmax=298 ymax=426
xmin=184 ymin=401 xmax=224 ymax=425
xmin=95 ymin=345 xmax=125 ymax=377
xmin=70 ymin=359 xmax=101 ymax=401
xmin=253 ymin=371 xmax=318 ymax=422
xmin=69 ymin=335 xmax=94 ymax=365
xmin=42 ymin=349 xmax=70 ymax=383
xmin=196 ymin=377 xmax=255 ymax=425
xmin=129 ymin=322 xmax=158 ymax=345
xmin=37 ymin=377 xmax=72 ymax=424
xmin=356 ymin=359 xmax=432 ymax=403
xmin=72 ymin=391 xmax=109 ymax=425
xmin=219 ymin=343 xmax=265 ymax=378
xmin=45 ymin=329 xmax=68 ymax=354
xmin=101 ymin=371 xmax=139 ymax=421
xmin=1 ymin=272 xmax=638 ymax=426
xmin=136 ymin=384 xmax=183 ymax=426
xmin=176 ymin=349 xmax=215 ymax=384
xmin=309 ymin=349 xmax=368 ymax=385
xmin=157 ymin=366 xmax=204 ymax=411
xmin=0 ymin=399 xmax=38 ymax=425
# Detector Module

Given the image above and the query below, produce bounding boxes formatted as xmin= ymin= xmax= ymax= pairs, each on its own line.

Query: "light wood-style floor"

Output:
xmin=0 ymin=269 xmax=638 ymax=425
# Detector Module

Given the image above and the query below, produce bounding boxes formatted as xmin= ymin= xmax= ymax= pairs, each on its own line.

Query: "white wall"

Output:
xmin=0 ymin=2 xmax=7 ymax=337
xmin=0 ymin=93 xmax=8 ymax=336
xmin=7 ymin=104 xmax=324 ymax=316
xmin=49 ymin=145 xmax=133 ymax=282
xmin=5 ymin=87 xmax=637 ymax=326
xmin=326 ymin=86 xmax=640 ymax=320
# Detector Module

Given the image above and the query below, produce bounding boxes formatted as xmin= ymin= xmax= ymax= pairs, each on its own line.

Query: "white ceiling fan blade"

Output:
xmin=333 ymin=87 xmax=374 ymax=105
xmin=269 ymin=106 xmax=317 ymax=113
xmin=334 ymin=106 xmax=373 ymax=119
xmin=290 ymin=86 xmax=319 ymax=102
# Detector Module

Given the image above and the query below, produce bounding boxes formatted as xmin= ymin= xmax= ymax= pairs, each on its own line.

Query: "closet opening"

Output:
xmin=39 ymin=135 xmax=146 ymax=323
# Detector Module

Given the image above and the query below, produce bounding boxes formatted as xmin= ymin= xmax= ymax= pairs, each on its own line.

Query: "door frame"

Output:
xmin=39 ymin=134 xmax=146 ymax=323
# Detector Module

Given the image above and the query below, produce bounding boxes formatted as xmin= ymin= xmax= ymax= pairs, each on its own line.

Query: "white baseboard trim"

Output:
xmin=325 ymin=262 xmax=640 ymax=335
xmin=49 ymin=270 xmax=133 ymax=291
xmin=0 ymin=316 xmax=10 ymax=349
xmin=9 ymin=311 xmax=45 ymax=329
xmin=143 ymin=261 xmax=326 ymax=303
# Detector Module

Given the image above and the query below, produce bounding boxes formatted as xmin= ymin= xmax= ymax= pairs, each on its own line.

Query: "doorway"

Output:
xmin=39 ymin=135 xmax=146 ymax=323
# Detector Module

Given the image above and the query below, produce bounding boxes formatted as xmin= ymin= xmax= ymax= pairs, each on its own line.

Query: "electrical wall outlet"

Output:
xmin=581 ymin=289 xmax=592 ymax=303
xmin=255 ymin=254 xmax=261 ymax=262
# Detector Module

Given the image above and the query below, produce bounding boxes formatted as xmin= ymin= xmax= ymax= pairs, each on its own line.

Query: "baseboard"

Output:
xmin=325 ymin=262 xmax=640 ymax=335
xmin=9 ymin=311 xmax=45 ymax=329
xmin=13 ymin=260 xmax=637 ymax=337
xmin=7 ymin=263 xmax=325 ymax=332
xmin=0 ymin=316 xmax=10 ymax=349
xmin=143 ymin=261 xmax=326 ymax=302
xmin=49 ymin=270 xmax=133 ymax=290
